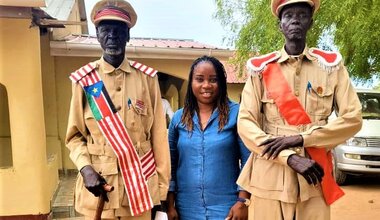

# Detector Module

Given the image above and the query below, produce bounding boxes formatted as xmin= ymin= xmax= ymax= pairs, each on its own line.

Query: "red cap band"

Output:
xmin=95 ymin=8 xmax=131 ymax=23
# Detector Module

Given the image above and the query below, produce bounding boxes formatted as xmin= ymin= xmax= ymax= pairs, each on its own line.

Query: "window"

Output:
xmin=358 ymin=92 xmax=380 ymax=119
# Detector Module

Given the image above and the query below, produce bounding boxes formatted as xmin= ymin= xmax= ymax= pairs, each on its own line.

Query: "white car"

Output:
xmin=332 ymin=89 xmax=380 ymax=185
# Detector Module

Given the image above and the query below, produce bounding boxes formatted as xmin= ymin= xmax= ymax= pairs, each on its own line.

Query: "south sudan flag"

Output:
xmin=84 ymin=81 xmax=116 ymax=121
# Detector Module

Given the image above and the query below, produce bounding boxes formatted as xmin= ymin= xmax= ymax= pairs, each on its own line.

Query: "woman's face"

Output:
xmin=191 ymin=61 xmax=219 ymax=106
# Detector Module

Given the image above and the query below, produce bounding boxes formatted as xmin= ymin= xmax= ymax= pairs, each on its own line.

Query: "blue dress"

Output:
xmin=168 ymin=100 xmax=250 ymax=220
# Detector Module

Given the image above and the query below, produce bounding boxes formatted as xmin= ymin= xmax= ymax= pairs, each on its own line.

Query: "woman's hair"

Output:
xmin=181 ymin=55 xmax=229 ymax=132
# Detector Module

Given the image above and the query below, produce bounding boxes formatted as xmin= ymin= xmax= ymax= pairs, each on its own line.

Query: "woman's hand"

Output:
xmin=225 ymin=201 xmax=248 ymax=220
xmin=166 ymin=192 xmax=179 ymax=220
xmin=167 ymin=206 xmax=179 ymax=220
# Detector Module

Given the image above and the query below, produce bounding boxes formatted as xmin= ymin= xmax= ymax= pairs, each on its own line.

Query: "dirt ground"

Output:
xmin=57 ymin=176 xmax=380 ymax=220
xmin=331 ymin=176 xmax=380 ymax=220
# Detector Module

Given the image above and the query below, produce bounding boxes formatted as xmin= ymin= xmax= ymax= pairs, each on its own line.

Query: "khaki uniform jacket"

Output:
xmin=65 ymin=57 xmax=170 ymax=218
xmin=237 ymin=47 xmax=362 ymax=204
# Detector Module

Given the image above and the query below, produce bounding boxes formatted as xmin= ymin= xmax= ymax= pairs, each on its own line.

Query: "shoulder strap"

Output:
xmin=69 ymin=62 xmax=97 ymax=83
xmin=129 ymin=60 xmax=158 ymax=77
xmin=246 ymin=51 xmax=281 ymax=75
xmin=309 ymin=48 xmax=342 ymax=73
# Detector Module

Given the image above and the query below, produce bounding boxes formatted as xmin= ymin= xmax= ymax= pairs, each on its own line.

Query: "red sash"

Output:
xmin=262 ymin=63 xmax=344 ymax=205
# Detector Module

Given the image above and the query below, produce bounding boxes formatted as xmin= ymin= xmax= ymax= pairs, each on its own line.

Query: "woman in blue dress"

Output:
xmin=166 ymin=56 xmax=251 ymax=220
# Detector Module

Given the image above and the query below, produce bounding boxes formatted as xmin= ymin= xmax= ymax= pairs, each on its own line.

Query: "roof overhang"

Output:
xmin=50 ymin=40 xmax=234 ymax=60
xmin=0 ymin=0 xmax=45 ymax=7
xmin=49 ymin=35 xmax=246 ymax=83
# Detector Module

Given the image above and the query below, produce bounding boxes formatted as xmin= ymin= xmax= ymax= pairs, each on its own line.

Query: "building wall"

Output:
xmin=0 ymin=18 xmax=58 ymax=216
xmin=228 ymin=83 xmax=245 ymax=103
xmin=41 ymin=34 xmax=63 ymax=169
xmin=55 ymin=56 xmax=95 ymax=170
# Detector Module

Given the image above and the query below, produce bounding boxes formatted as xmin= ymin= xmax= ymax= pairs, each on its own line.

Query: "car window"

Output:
xmin=358 ymin=92 xmax=380 ymax=119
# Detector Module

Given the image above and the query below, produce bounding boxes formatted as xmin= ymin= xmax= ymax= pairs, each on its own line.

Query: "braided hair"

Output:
xmin=181 ymin=56 xmax=229 ymax=132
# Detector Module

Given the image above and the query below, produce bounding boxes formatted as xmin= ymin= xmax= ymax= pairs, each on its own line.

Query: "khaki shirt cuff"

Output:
xmin=300 ymin=125 xmax=322 ymax=147
xmin=75 ymin=158 xmax=92 ymax=172
xmin=278 ymin=149 xmax=297 ymax=165
xmin=159 ymin=188 xmax=168 ymax=201
xmin=301 ymin=134 xmax=314 ymax=147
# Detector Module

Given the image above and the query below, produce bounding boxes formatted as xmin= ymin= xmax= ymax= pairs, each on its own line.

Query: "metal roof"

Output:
xmin=0 ymin=0 xmax=45 ymax=7
xmin=41 ymin=0 xmax=75 ymax=20
xmin=64 ymin=35 xmax=223 ymax=50
xmin=51 ymin=34 xmax=247 ymax=83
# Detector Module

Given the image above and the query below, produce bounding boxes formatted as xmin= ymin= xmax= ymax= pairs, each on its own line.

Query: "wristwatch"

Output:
xmin=237 ymin=197 xmax=251 ymax=207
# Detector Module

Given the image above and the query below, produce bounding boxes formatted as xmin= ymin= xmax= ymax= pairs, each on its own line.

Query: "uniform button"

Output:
xmin=295 ymin=147 xmax=302 ymax=153
xmin=116 ymin=106 xmax=121 ymax=111
xmin=295 ymin=91 xmax=299 ymax=96
xmin=116 ymin=87 xmax=121 ymax=92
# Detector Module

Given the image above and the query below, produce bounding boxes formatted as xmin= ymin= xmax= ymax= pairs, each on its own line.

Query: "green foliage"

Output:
xmin=214 ymin=0 xmax=380 ymax=80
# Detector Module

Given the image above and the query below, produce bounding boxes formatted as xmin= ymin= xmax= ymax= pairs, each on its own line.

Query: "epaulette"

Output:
xmin=246 ymin=51 xmax=281 ymax=75
xmin=69 ymin=62 xmax=97 ymax=83
xmin=309 ymin=48 xmax=342 ymax=73
xmin=129 ymin=60 xmax=158 ymax=77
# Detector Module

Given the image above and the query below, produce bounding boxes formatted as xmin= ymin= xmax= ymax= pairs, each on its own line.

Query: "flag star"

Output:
xmin=92 ymin=87 xmax=98 ymax=94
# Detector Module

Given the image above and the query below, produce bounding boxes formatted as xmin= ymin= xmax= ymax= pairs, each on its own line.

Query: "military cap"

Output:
xmin=91 ymin=0 xmax=137 ymax=28
xmin=271 ymin=0 xmax=320 ymax=17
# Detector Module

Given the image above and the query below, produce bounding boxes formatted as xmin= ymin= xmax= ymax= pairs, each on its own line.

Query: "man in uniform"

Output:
xmin=65 ymin=0 xmax=170 ymax=219
xmin=237 ymin=0 xmax=362 ymax=219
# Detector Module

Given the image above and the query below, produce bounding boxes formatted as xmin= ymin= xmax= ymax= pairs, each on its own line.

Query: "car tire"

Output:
xmin=332 ymin=152 xmax=347 ymax=185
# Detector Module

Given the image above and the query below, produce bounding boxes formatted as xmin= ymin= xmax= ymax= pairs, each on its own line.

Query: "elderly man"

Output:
xmin=237 ymin=0 xmax=362 ymax=219
xmin=65 ymin=0 xmax=170 ymax=219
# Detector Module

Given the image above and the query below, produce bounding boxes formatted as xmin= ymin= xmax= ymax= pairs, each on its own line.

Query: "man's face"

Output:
xmin=279 ymin=3 xmax=313 ymax=41
xmin=96 ymin=20 xmax=130 ymax=56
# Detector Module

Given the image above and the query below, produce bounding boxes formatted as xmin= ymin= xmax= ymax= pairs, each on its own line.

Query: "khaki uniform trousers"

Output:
xmin=248 ymin=195 xmax=330 ymax=220
xmin=84 ymin=211 xmax=150 ymax=220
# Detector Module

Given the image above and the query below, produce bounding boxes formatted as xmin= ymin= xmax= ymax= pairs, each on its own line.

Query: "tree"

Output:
xmin=214 ymin=0 xmax=380 ymax=81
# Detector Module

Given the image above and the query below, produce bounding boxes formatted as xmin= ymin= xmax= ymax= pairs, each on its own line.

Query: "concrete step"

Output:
xmin=52 ymin=170 xmax=83 ymax=219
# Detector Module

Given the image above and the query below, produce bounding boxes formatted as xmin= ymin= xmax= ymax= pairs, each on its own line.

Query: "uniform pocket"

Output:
xmin=84 ymin=113 xmax=98 ymax=133
xmin=307 ymin=85 xmax=333 ymax=117
xmin=84 ymin=113 xmax=105 ymax=145
xmin=125 ymin=99 xmax=147 ymax=132
xmin=136 ymin=140 xmax=152 ymax=156
xmin=87 ymin=143 xmax=104 ymax=156
xmin=75 ymin=162 xmax=119 ymax=210
xmin=261 ymin=98 xmax=281 ymax=120
xmin=250 ymin=157 xmax=284 ymax=191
